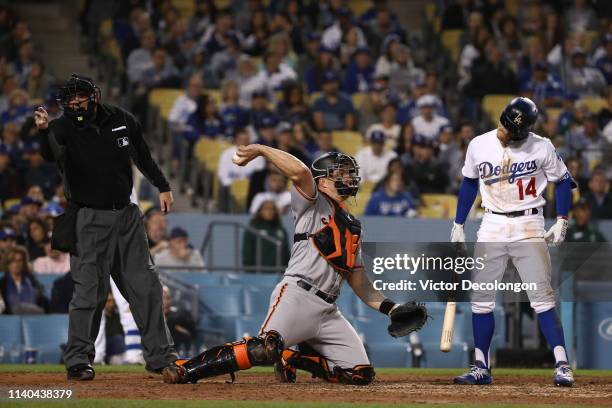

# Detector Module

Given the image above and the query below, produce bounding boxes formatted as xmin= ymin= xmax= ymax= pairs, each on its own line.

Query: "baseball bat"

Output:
xmin=440 ymin=299 xmax=456 ymax=352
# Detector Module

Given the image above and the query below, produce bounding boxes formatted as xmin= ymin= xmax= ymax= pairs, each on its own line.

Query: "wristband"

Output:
xmin=379 ymin=299 xmax=396 ymax=315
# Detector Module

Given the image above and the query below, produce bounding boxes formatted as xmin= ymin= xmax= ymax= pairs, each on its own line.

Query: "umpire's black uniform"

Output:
xmin=39 ymin=77 xmax=177 ymax=376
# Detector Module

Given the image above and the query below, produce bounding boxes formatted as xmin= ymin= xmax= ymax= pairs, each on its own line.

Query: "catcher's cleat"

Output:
xmin=553 ymin=362 xmax=574 ymax=387
xmin=274 ymin=350 xmax=297 ymax=383
xmin=163 ymin=363 xmax=187 ymax=384
xmin=453 ymin=361 xmax=493 ymax=385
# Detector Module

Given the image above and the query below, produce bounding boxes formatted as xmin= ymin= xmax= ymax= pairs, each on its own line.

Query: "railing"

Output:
xmin=200 ymin=221 xmax=285 ymax=274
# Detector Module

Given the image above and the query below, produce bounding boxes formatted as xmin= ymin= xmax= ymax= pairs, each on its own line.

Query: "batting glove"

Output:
xmin=544 ymin=217 xmax=568 ymax=246
xmin=450 ymin=222 xmax=466 ymax=243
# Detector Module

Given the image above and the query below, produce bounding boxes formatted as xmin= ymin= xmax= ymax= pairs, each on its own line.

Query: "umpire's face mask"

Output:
xmin=63 ymin=95 xmax=97 ymax=127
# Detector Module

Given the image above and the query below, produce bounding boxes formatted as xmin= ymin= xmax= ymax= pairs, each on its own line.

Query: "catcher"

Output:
xmin=163 ymin=147 xmax=428 ymax=385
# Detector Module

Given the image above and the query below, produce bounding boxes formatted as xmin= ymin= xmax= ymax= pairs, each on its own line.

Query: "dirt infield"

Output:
xmin=1 ymin=371 xmax=612 ymax=406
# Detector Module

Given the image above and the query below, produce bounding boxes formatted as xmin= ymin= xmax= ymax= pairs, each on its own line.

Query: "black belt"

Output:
xmin=487 ymin=208 xmax=539 ymax=218
xmin=296 ymin=280 xmax=337 ymax=304
xmin=294 ymin=233 xmax=309 ymax=242
xmin=74 ymin=201 xmax=130 ymax=211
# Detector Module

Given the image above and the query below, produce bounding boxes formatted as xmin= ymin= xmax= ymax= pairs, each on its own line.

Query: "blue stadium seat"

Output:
xmin=231 ymin=315 xmax=267 ymax=338
xmin=172 ymin=271 xmax=227 ymax=287
xmin=22 ymin=314 xmax=69 ymax=364
xmin=421 ymin=341 xmax=470 ymax=368
xmin=199 ymin=285 xmax=245 ymax=316
xmin=351 ymin=317 xmax=411 ymax=368
xmin=35 ymin=274 xmax=58 ymax=298
xmin=0 ymin=315 xmax=23 ymax=349
xmin=225 ymin=273 xmax=282 ymax=287
xmin=244 ymin=286 xmax=274 ymax=315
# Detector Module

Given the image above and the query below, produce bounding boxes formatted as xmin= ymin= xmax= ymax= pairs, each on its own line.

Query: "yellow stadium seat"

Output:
xmin=213 ymin=0 xmax=230 ymax=8
xmin=584 ymin=30 xmax=599 ymax=52
xmin=230 ymin=179 xmax=250 ymax=212
xmin=505 ymin=0 xmax=519 ymax=16
xmin=347 ymin=0 xmax=370 ymax=17
xmin=139 ymin=200 xmax=154 ymax=214
xmin=419 ymin=194 xmax=458 ymax=219
xmin=332 ymin=131 xmax=364 ymax=157
xmin=351 ymin=181 xmax=375 ymax=216
xmin=424 ymin=3 xmax=436 ymax=22
xmin=482 ymin=94 xmax=518 ymax=124
xmin=441 ymin=30 xmax=463 ymax=63
xmin=351 ymin=92 xmax=368 ymax=110
xmin=546 ymin=107 xmax=562 ymax=121
xmin=99 ymin=18 xmax=113 ymax=37
xmin=148 ymin=88 xmax=185 ymax=120
xmin=578 ymin=96 xmax=607 ymax=114
xmin=308 ymin=92 xmax=322 ymax=105
xmin=3 ymin=198 xmax=20 ymax=211
xmin=194 ymin=138 xmax=233 ymax=174
xmin=172 ymin=0 xmax=195 ymax=17
xmin=432 ymin=16 xmax=441 ymax=34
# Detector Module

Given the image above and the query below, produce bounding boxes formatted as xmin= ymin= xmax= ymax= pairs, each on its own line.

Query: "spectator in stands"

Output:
xmin=23 ymin=144 xmax=60 ymax=199
xmin=185 ymin=94 xmax=225 ymax=141
xmin=220 ymin=80 xmax=249 ymax=138
xmin=32 ymin=241 xmax=70 ymax=275
xmin=267 ymin=31 xmax=298 ymax=70
xmin=49 ymin=271 xmax=73 ymax=313
xmin=523 ymin=62 xmax=565 ymax=108
xmin=242 ymin=199 xmax=290 ymax=271
xmin=374 ymin=34 xmax=400 ymax=79
xmin=127 ymin=29 xmax=156 ymax=85
xmin=312 ymin=71 xmax=356 ymax=131
xmin=25 ymin=219 xmax=47 ymax=261
xmin=276 ymin=82 xmax=311 ymax=125
xmin=217 ymin=129 xmax=265 ymax=211
xmin=404 ymin=135 xmax=449 ymax=194
xmin=339 ymin=25 xmax=364 ymax=67
xmin=121 ymin=8 xmax=152 ymax=60
xmin=276 ymin=122 xmax=310 ymax=165
xmin=442 ymin=0 xmax=473 ymax=30
xmin=396 ymin=78 xmax=444 ymax=126
xmin=292 ymin=121 xmax=317 ymax=160
xmin=242 ymin=51 xmax=297 ymax=99
xmin=304 ymin=45 xmax=336 ymax=93
xmin=298 ymin=31 xmax=322 ymax=83
xmin=190 ymin=0 xmax=217 ymax=36
xmin=363 ymin=4 xmax=402 ymax=55
xmin=558 ymin=92 xmax=580 ymax=134
xmin=465 ymin=38 xmax=519 ymax=98
xmin=201 ymin=9 xmax=239 ymax=56
xmin=595 ymin=34 xmax=612 ymax=86
xmin=162 ymin=285 xmax=196 ymax=353
xmin=496 ymin=15 xmax=522 ymax=64
xmin=1 ymin=88 xmax=30 ymax=125
xmin=565 ymin=0 xmax=598 ymax=33
xmin=0 ymin=246 xmax=48 ymax=314
xmin=101 ymin=293 xmax=126 ymax=365
xmin=566 ymin=156 xmax=589 ymax=195
xmin=355 ymin=130 xmax=397 ymax=183
xmin=145 ymin=209 xmax=169 ymax=256
xmin=253 ymin=112 xmax=279 ymax=146
xmin=342 ymin=46 xmax=374 ymax=94
xmin=566 ymin=112 xmax=603 ymax=167
xmin=168 ymin=74 xmax=203 ymax=132
xmin=366 ymin=101 xmax=401 ymax=149
xmin=154 ymin=227 xmax=205 ymax=269
xmin=163 ymin=17 xmax=193 ymax=71
xmin=321 ymin=7 xmax=366 ymax=52
xmin=583 ymin=171 xmax=612 ymax=219
xmin=11 ymin=40 xmax=35 ymax=83
xmin=22 ymin=62 xmax=53 ymax=101
xmin=411 ymin=95 xmax=450 ymax=141
xmin=311 ymin=130 xmax=339 ymax=158
xmin=598 ymin=87 xmax=612 ymax=129
xmin=0 ymin=122 xmax=24 ymax=168
xmin=210 ymin=33 xmax=244 ymax=82
xmin=564 ymin=48 xmax=607 ymax=97
xmin=567 ymin=198 xmax=607 ymax=242
xmin=249 ymin=171 xmax=291 ymax=214
xmin=18 ymin=196 xmax=42 ymax=224
xmin=242 ymin=11 xmax=269 ymax=57
xmin=140 ymin=47 xmax=181 ymax=89
xmin=388 ymin=44 xmax=424 ymax=95
xmin=0 ymin=74 xmax=18 ymax=114
xmin=365 ymin=171 xmax=417 ymax=217
xmin=0 ymin=146 xmax=22 ymax=201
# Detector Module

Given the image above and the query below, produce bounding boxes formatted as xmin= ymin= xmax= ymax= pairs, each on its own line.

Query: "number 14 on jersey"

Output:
xmin=517 ymin=177 xmax=536 ymax=200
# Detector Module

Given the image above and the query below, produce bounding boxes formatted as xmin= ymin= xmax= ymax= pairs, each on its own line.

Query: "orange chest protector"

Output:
xmin=296 ymin=193 xmax=362 ymax=274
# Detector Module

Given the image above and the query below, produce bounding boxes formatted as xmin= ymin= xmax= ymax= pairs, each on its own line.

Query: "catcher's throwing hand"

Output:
xmin=34 ymin=106 xmax=49 ymax=130
xmin=544 ymin=217 xmax=568 ymax=246
xmin=232 ymin=144 xmax=261 ymax=166
xmin=387 ymin=302 xmax=429 ymax=338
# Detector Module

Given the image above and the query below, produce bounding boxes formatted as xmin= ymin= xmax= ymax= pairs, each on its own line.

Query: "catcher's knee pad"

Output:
xmin=176 ymin=330 xmax=285 ymax=383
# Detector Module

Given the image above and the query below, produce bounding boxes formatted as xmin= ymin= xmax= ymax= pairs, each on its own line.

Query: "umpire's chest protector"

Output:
xmin=310 ymin=193 xmax=362 ymax=275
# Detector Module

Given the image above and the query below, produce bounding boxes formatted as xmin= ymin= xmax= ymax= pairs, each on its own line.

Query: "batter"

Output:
xmin=451 ymin=97 xmax=575 ymax=387
xmin=163 ymin=148 xmax=426 ymax=385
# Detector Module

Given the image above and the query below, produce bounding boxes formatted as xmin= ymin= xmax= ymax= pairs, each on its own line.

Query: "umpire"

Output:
xmin=34 ymin=74 xmax=178 ymax=380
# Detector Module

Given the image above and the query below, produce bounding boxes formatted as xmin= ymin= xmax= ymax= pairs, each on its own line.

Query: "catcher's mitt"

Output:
xmin=387 ymin=302 xmax=429 ymax=338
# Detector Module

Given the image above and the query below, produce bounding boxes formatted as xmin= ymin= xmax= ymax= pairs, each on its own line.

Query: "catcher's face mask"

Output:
xmin=328 ymin=164 xmax=361 ymax=197
xmin=57 ymin=74 xmax=101 ymax=127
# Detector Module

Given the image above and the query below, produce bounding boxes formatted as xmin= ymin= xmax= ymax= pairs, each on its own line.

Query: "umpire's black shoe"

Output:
xmin=67 ymin=364 xmax=95 ymax=381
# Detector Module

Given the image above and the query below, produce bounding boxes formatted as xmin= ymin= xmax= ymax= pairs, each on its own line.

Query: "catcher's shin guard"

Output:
xmin=280 ymin=345 xmax=375 ymax=385
xmin=164 ymin=331 xmax=284 ymax=384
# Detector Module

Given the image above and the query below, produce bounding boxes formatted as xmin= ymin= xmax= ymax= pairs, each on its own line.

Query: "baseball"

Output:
xmin=232 ymin=152 xmax=240 ymax=163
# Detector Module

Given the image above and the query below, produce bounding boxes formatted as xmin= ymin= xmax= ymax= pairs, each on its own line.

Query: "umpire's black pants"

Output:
xmin=64 ymin=204 xmax=177 ymax=371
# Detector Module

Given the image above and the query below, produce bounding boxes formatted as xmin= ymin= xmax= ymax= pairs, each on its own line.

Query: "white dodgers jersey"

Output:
xmin=462 ymin=130 xmax=571 ymax=213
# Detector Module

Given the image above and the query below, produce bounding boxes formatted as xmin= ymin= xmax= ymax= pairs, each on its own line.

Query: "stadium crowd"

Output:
xmin=1 ymin=0 xmax=612 ymax=318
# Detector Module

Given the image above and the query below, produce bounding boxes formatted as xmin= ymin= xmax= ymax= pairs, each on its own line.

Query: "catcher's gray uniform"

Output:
xmin=259 ymin=182 xmax=369 ymax=370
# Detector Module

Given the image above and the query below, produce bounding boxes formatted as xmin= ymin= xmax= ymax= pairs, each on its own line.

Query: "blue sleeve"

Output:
xmin=555 ymin=177 xmax=572 ymax=218
xmin=455 ymin=177 xmax=479 ymax=224
xmin=364 ymin=194 xmax=380 ymax=215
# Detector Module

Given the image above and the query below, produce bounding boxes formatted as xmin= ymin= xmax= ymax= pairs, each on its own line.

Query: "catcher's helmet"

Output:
xmin=499 ymin=97 xmax=538 ymax=141
xmin=311 ymin=152 xmax=361 ymax=197
xmin=57 ymin=74 xmax=101 ymax=125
